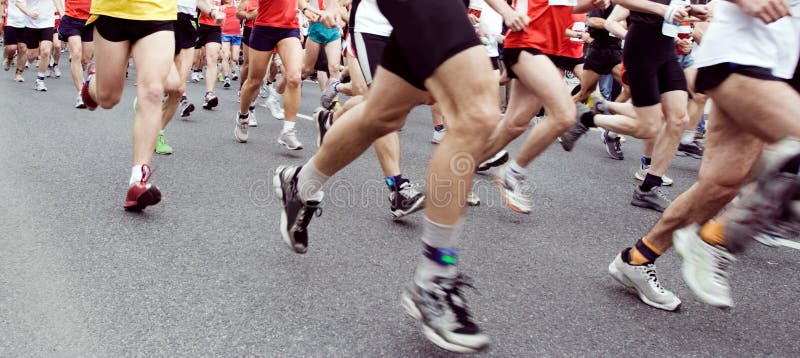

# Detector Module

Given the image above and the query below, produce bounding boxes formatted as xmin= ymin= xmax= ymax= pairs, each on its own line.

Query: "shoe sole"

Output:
xmin=235 ymin=125 xmax=248 ymax=143
xmin=630 ymin=197 xmax=666 ymax=213
xmin=673 ymin=233 xmax=734 ymax=309
xmin=203 ymin=97 xmax=219 ymax=110
xmin=601 ymin=135 xmax=624 ymax=161
xmin=608 ymin=260 xmax=681 ymax=312
xmin=181 ymin=103 xmax=195 ymax=118
xmin=249 ymin=122 xmax=258 ymax=127
xmin=278 ymin=139 xmax=303 ymax=150
xmin=400 ymin=291 xmax=488 ymax=354
xmin=477 ymin=152 xmax=509 ymax=172
xmin=155 ymin=149 xmax=173 ymax=155
xmin=313 ymin=108 xmax=325 ymax=148
xmin=494 ymin=176 xmax=531 ymax=214
xmin=677 ymin=151 xmax=703 ymax=159
xmin=273 ymin=168 xmax=306 ymax=254
xmin=391 ymin=197 xmax=425 ymax=219
xmin=124 ymin=186 xmax=162 ymax=212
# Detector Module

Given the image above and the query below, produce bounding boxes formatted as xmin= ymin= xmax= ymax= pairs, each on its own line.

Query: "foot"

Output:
xmin=267 ymin=96 xmax=285 ymax=120
xmin=400 ymin=275 xmax=490 ymax=353
xmin=75 ymin=93 xmax=86 ymax=109
xmin=477 ymin=150 xmax=509 ymax=172
xmin=202 ymin=92 xmax=219 ymax=110
xmin=155 ymin=132 xmax=173 ymax=155
xmin=634 ymin=168 xmax=673 ymax=186
xmin=678 ymin=141 xmax=704 ymax=159
xmin=631 ymin=187 xmax=671 ymax=212
xmin=53 ymin=66 xmax=61 ymax=78
xmin=314 ymin=107 xmax=329 ymax=147
xmin=223 ymin=77 xmax=231 ymax=89
xmin=81 ymin=63 xmax=97 ymax=111
xmin=234 ymin=112 xmax=249 ymax=143
xmin=180 ymin=100 xmax=195 ymax=118
xmin=432 ymin=128 xmax=446 ymax=144
xmin=248 ymin=106 xmax=258 ymax=127
xmin=495 ymin=165 xmax=533 ymax=214
xmin=278 ymin=130 xmax=303 ymax=150
xmin=559 ymin=103 xmax=591 ymax=151
xmin=608 ymin=253 xmax=681 ymax=311
xmin=14 ymin=71 xmax=24 ymax=82
xmin=34 ymin=79 xmax=47 ymax=91
xmin=389 ymin=180 xmax=425 ymax=219
xmin=2 ymin=58 xmax=9 ymax=71
xmin=320 ymin=79 xmax=339 ymax=109
xmin=601 ymin=131 xmax=624 ymax=160
xmin=673 ymin=224 xmax=735 ymax=308
xmin=273 ymin=165 xmax=323 ymax=254
xmin=467 ymin=191 xmax=481 ymax=206
xmin=124 ymin=164 xmax=162 ymax=211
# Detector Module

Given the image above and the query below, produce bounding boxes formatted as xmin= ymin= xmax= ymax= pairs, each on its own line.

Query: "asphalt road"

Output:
xmin=1 ymin=64 xmax=798 ymax=357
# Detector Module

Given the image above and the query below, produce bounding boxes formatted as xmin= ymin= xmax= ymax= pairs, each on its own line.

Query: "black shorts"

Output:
xmin=195 ymin=24 xmax=221 ymax=48
xmin=623 ymin=23 xmax=687 ymax=107
xmin=175 ymin=13 xmax=198 ymax=54
xmin=502 ymin=47 xmax=544 ymax=79
xmin=249 ymin=25 xmax=299 ymax=52
xmin=378 ymin=0 xmax=481 ymax=90
xmin=24 ymin=27 xmax=54 ymax=49
xmin=242 ymin=26 xmax=252 ymax=47
xmin=3 ymin=26 xmax=24 ymax=45
xmin=548 ymin=54 xmax=584 ymax=72
xmin=353 ymin=32 xmax=389 ymax=85
xmin=94 ymin=16 xmax=174 ymax=44
xmin=57 ymin=15 xmax=93 ymax=42
xmin=490 ymin=56 xmax=499 ymax=71
xmin=695 ymin=62 xmax=800 ymax=94
xmin=584 ymin=45 xmax=622 ymax=75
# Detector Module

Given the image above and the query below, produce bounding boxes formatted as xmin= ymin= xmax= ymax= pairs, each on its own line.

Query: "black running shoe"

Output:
xmin=389 ymin=180 xmax=425 ymax=219
xmin=678 ymin=141 xmax=704 ymax=159
xmin=602 ymin=130 xmax=624 ymax=160
xmin=560 ymin=103 xmax=591 ymax=151
xmin=314 ymin=107 xmax=330 ymax=148
xmin=273 ymin=165 xmax=323 ymax=254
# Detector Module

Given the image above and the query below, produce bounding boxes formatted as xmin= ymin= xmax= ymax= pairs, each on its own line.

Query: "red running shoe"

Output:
xmin=124 ymin=164 xmax=161 ymax=211
xmin=81 ymin=63 xmax=98 ymax=111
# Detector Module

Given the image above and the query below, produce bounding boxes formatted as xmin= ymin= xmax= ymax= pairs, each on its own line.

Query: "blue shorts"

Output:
xmin=677 ymin=54 xmax=695 ymax=70
xmin=249 ymin=25 xmax=299 ymax=52
xmin=307 ymin=21 xmax=340 ymax=45
xmin=221 ymin=34 xmax=242 ymax=46
xmin=57 ymin=15 xmax=93 ymax=42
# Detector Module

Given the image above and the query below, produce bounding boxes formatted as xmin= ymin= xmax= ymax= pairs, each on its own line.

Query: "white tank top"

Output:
xmin=354 ymin=0 xmax=392 ymax=37
xmin=5 ymin=0 xmax=27 ymax=28
xmin=17 ymin=0 xmax=55 ymax=29
xmin=177 ymin=0 xmax=199 ymax=16
xmin=694 ymin=1 xmax=800 ymax=79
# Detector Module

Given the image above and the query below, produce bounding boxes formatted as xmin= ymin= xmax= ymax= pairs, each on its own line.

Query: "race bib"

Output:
xmin=549 ymin=0 xmax=578 ymax=6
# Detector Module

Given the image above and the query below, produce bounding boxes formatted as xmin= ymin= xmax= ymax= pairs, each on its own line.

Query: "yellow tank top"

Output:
xmin=88 ymin=0 xmax=177 ymax=22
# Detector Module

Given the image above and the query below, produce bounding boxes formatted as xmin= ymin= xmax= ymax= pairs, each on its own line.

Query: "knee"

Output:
xmin=284 ymin=72 xmax=301 ymax=88
xmin=450 ymin=108 xmax=500 ymax=144
xmin=665 ymin=112 xmax=690 ymax=131
xmin=503 ymin=117 xmax=529 ymax=138
xmin=97 ymin=92 xmax=122 ymax=109
xmin=70 ymin=48 xmax=82 ymax=62
xmin=137 ymin=82 xmax=165 ymax=106
xmin=552 ymin=105 xmax=577 ymax=133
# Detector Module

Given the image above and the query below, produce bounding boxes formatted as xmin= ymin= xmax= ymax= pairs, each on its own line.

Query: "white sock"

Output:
xmin=282 ymin=120 xmax=295 ymax=133
xmin=414 ymin=217 xmax=460 ymax=290
xmin=296 ymin=158 xmax=329 ymax=202
xmin=508 ymin=159 xmax=527 ymax=176
xmin=159 ymin=130 xmax=165 ymax=135
xmin=680 ymin=130 xmax=694 ymax=145
xmin=129 ymin=164 xmax=143 ymax=186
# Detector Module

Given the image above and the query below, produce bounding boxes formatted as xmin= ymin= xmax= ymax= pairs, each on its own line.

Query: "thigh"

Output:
xmin=132 ymin=30 xmax=175 ymax=85
xmin=246 ymin=48 xmax=271 ymax=81
xmin=67 ymin=35 xmax=83 ymax=53
xmin=505 ymin=78 xmax=543 ymax=127
xmin=698 ymin=102 xmax=764 ymax=187
xmin=277 ymin=36 xmax=303 ymax=76
xmin=303 ymin=38 xmax=321 ymax=68
xmin=512 ymin=51 xmax=572 ymax=118
xmin=364 ymin=66 xmax=430 ymax=123
xmin=205 ymin=41 xmax=221 ymax=59
xmin=323 ymin=38 xmax=341 ymax=65
xmin=93 ymin=27 xmax=131 ymax=96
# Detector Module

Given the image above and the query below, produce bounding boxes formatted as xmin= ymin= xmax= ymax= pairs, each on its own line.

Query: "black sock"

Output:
xmin=580 ymin=111 xmax=596 ymax=128
xmin=781 ymin=154 xmax=800 ymax=174
xmin=641 ymin=156 xmax=652 ymax=167
xmin=238 ymin=112 xmax=249 ymax=119
xmin=640 ymin=173 xmax=663 ymax=192
xmin=385 ymin=175 xmax=405 ymax=191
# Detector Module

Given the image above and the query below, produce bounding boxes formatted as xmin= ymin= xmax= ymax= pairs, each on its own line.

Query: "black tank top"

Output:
xmin=628 ymin=0 xmax=669 ymax=26
xmin=588 ymin=4 xmax=622 ymax=48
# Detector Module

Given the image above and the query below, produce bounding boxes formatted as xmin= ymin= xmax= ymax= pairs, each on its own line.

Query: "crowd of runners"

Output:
xmin=2 ymin=0 xmax=799 ymax=353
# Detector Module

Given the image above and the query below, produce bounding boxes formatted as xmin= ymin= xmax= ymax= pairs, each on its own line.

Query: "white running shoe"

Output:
xmin=466 ymin=191 xmax=480 ymax=206
xmin=53 ymin=66 xmax=62 ymax=78
xmin=495 ymin=165 xmax=533 ymax=214
xmin=234 ymin=113 xmax=249 ymax=143
xmin=34 ymin=79 xmax=47 ymax=91
xmin=248 ymin=106 xmax=258 ymax=127
xmin=75 ymin=93 xmax=86 ymax=109
xmin=267 ymin=96 xmax=285 ymax=120
xmin=278 ymin=130 xmax=303 ymax=150
xmin=674 ymin=224 xmax=735 ymax=308
xmin=432 ymin=128 xmax=446 ymax=144
xmin=608 ymin=253 xmax=681 ymax=311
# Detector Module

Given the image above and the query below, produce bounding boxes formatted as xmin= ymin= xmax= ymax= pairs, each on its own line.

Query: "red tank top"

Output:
xmin=244 ymin=0 xmax=258 ymax=28
xmin=222 ymin=5 xmax=241 ymax=34
xmin=254 ymin=0 xmax=299 ymax=29
xmin=504 ymin=0 xmax=574 ymax=56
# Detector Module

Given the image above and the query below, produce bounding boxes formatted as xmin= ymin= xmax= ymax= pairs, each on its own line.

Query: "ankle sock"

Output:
xmin=415 ymin=217 xmax=460 ymax=289
xmin=434 ymin=124 xmax=445 ymax=132
xmin=296 ymin=158 xmax=329 ymax=202
xmin=623 ymin=237 xmax=662 ymax=265
xmin=129 ymin=164 xmax=144 ymax=186
xmin=699 ymin=220 xmax=726 ymax=246
xmin=680 ymin=130 xmax=695 ymax=145
xmin=508 ymin=159 xmax=526 ymax=176
xmin=580 ymin=111 xmax=596 ymax=128
xmin=640 ymin=173 xmax=663 ymax=192
xmin=282 ymin=120 xmax=295 ymax=133
xmin=641 ymin=156 xmax=652 ymax=168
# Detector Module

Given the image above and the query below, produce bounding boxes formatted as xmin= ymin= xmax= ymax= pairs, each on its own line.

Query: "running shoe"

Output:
xmin=559 ymin=103 xmax=592 ymax=151
xmin=401 ymin=274 xmax=490 ymax=353
xmin=273 ymin=165 xmax=323 ymax=254
xmin=52 ymin=65 xmax=61 ymax=78
xmin=190 ymin=72 xmax=200 ymax=83
xmin=495 ymin=165 xmax=533 ymax=214
xmin=320 ymin=79 xmax=339 ymax=109
xmin=267 ymin=96 xmax=285 ymax=120
xmin=46 ymin=66 xmax=52 ymax=77
xmin=223 ymin=76 xmax=231 ymax=89
xmin=432 ymin=128 xmax=446 ymax=144
xmin=313 ymin=107 xmax=329 ymax=147
xmin=389 ymin=180 xmax=425 ymax=219
xmin=124 ymin=164 xmax=162 ymax=211
xmin=75 ymin=93 xmax=86 ymax=109
xmin=673 ymin=224 xmax=735 ymax=308
xmin=231 ymin=71 xmax=239 ymax=81
xmin=202 ymin=91 xmax=218 ymax=110
xmin=81 ymin=63 xmax=97 ymax=111
xmin=477 ymin=150 xmax=509 ymax=172
xmin=259 ymin=83 xmax=268 ymax=98
xmin=631 ymin=187 xmax=671 ymax=212
xmin=278 ymin=129 xmax=303 ymax=150
xmin=678 ymin=141 xmax=704 ymax=159
xmin=601 ymin=130 xmax=624 ymax=160
xmin=198 ymin=71 xmax=204 ymax=80
xmin=34 ymin=79 xmax=47 ymax=91
xmin=234 ymin=112 xmax=249 ymax=143
xmin=2 ymin=58 xmax=9 ymax=71
xmin=218 ymin=73 xmax=224 ymax=83
xmin=608 ymin=253 xmax=681 ymax=311
xmin=634 ymin=167 xmax=673 ymax=186
xmin=248 ymin=105 xmax=258 ymax=127
xmin=155 ymin=132 xmax=173 ymax=155
xmin=180 ymin=100 xmax=195 ymax=118
xmin=14 ymin=71 xmax=24 ymax=82
xmin=467 ymin=191 xmax=480 ymax=206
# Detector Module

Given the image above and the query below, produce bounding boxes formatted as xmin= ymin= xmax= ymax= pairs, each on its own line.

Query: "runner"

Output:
xmin=3 ymin=0 xmax=28 ymax=82
xmin=272 ymin=0 xmax=527 ymax=352
xmin=79 ymin=0 xmax=177 ymax=211
xmin=220 ymin=0 xmax=241 ymax=90
xmin=57 ymin=0 xmax=94 ymax=108
xmin=196 ymin=0 xmax=223 ymax=110
xmin=16 ymin=0 xmax=63 ymax=91
xmin=305 ymin=0 xmax=342 ymax=109
xmin=48 ymin=9 xmax=61 ymax=78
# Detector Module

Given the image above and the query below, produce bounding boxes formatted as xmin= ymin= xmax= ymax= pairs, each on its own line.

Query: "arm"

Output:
xmin=236 ymin=0 xmax=251 ymax=20
xmin=53 ymin=0 xmax=64 ymax=18
xmin=615 ymin=0 xmax=667 ymax=17
xmin=574 ymin=0 xmax=609 ymax=14
xmin=728 ymin=0 xmax=790 ymax=24
xmin=16 ymin=0 xmax=39 ymax=19
xmin=484 ymin=0 xmax=530 ymax=31
xmin=587 ymin=16 xmax=605 ymax=29
xmin=604 ymin=4 xmax=629 ymax=39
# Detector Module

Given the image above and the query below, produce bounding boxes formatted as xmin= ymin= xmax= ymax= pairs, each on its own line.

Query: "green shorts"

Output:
xmin=307 ymin=21 xmax=340 ymax=45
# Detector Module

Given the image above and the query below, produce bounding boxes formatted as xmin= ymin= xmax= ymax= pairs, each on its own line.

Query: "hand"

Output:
xmin=318 ymin=10 xmax=337 ymax=28
xmin=592 ymin=0 xmax=609 ymax=9
xmin=214 ymin=10 xmax=225 ymax=24
xmin=737 ymin=0 xmax=790 ymax=24
xmin=30 ymin=11 xmax=39 ymax=19
xmin=582 ymin=32 xmax=593 ymax=43
xmin=671 ymin=6 xmax=690 ymax=23
xmin=248 ymin=9 xmax=257 ymax=19
xmin=304 ymin=9 xmax=319 ymax=23
xmin=502 ymin=10 xmax=530 ymax=32
xmin=676 ymin=38 xmax=692 ymax=52
xmin=688 ymin=5 xmax=710 ymax=21
xmin=468 ymin=13 xmax=480 ymax=26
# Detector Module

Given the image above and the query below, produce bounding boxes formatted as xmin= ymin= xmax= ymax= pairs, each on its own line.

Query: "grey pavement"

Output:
xmin=1 ymin=64 xmax=799 ymax=357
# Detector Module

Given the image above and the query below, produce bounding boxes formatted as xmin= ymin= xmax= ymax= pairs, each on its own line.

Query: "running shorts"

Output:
xmin=57 ymin=15 xmax=94 ymax=42
xmin=352 ymin=32 xmax=389 ymax=85
xmin=502 ymin=47 xmax=545 ymax=79
xmin=249 ymin=25 xmax=299 ymax=52
xmin=195 ymin=24 xmax=221 ymax=48
xmin=695 ymin=62 xmax=800 ymax=94
xmin=174 ymin=12 xmax=198 ymax=54
xmin=3 ymin=26 xmax=24 ymax=45
xmin=221 ymin=34 xmax=242 ymax=46
xmin=623 ymin=23 xmax=687 ymax=107
xmin=242 ymin=26 xmax=252 ymax=47
xmin=24 ymin=27 xmax=54 ymax=49
xmin=583 ymin=45 xmax=621 ymax=75
xmin=94 ymin=16 xmax=174 ymax=44
xmin=307 ymin=21 xmax=340 ymax=45
xmin=548 ymin=54 xmax=584 ymax=72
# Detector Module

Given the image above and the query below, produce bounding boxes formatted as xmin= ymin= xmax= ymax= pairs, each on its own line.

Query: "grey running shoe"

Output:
xmin=278 ymin=129 xmax=303 ymax=150
xmin=674 ymin=224 xmax=735 ymax=308
xmin=602 ymin=130 xmax=624 ymax=160
xmin=559 ymin=103 xmax=591 ymax=151
xmin=724 ymin=137 xmax=800 ymax=252
xmin=631 ymin=186 xmax=671 ymax=212
xmin=273 ymin=165 xmax=323 ymax=254
xmin=52 ymin=65 xmax=62 ymax=78
xmin=320 ymin=79 xmax=339 ymax=109
xmin=678 ymin=141 xmax=704 ymax=159
xmin=401 ymin=275 xmax=490 ymax=353
xmin=234 ymin=112 xmax=249 ymax=143
xmin=180 ymin=100 xmax=195 ymax=118
xmin=477 ymin=150 xmax=509 ymax=172
xmin=608 ymin=253 xmax=681 ymax=311
xmin=203 ymin=91 xmax=218 ymax=110
xmin=389 ymin=181 xmax=425 ymax=219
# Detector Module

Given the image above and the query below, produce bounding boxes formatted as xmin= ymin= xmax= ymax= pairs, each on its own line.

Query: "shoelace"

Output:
xmin=652 ymin=188 xmax=671 ymax=202
xmin=642 ymin=264 xmax=665 ymax=292
xmin=295 ymin=204 xmax=323 ymax=233
xmin=398 ymin=182 xmax=422 ymax=200
xmin=140 ymin=164 xmax=154 ymax=185
xmin=436 ymin=274 xmax=478 ymax=328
